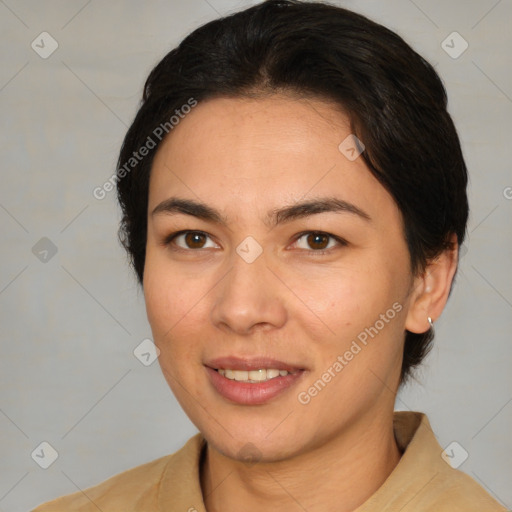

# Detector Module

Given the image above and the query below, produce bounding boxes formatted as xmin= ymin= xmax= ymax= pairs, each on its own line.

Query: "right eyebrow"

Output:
xmin=151 ymin=197 xmax=228 ymax=224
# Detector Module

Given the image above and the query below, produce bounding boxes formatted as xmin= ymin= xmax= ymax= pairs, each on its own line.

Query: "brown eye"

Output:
xmin=306 ymin=233 xmax=330 ymax=250
xmin=165 ymin=231 xmax=218 ymax=250
xmin=293 ymin=231 xmax=345 ymax=254
xmin=183 ymin=232 xmax=207 ymax=249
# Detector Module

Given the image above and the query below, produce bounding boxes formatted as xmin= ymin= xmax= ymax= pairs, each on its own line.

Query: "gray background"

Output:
xmin=0 ymin=1 xmax=511 ymax=510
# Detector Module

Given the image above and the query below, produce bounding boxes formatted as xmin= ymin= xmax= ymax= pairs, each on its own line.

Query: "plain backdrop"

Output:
xmin=0 ymin=1 xmax=511 ymax=510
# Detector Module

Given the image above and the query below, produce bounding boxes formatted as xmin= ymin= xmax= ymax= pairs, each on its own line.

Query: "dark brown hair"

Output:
xmin=115 ymin=0 xmax=469 ymax=384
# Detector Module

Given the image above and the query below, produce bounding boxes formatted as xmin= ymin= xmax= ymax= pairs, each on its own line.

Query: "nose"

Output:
xmin=210 ymin=249 xmax=287 ymax=335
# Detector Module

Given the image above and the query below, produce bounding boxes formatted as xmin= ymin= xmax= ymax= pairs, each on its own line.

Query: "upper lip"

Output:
xmin=205 ymin=356 xmax=305 ymax=372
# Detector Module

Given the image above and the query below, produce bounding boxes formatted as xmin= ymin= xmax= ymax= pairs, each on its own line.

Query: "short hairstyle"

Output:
xmin=116 ymin=0 xmax=469 ymax=384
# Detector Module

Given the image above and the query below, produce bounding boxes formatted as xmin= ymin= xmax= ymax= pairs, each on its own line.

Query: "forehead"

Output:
xmin=147 ymin=95 xmax=399 ymax=228
xmin=153 ymin=94 xmax=352 ymax=176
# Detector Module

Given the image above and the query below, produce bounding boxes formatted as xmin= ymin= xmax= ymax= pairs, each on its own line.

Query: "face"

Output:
xmin=144 ymin=94 xmax=416 ymax=462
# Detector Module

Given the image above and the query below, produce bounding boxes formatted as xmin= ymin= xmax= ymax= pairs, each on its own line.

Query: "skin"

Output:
xmin=143 ymin=94 xmax=458 ymax=512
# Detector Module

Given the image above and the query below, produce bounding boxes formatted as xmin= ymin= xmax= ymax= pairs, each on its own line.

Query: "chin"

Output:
xmin=207 ymin=431 xmax=306 ymax=465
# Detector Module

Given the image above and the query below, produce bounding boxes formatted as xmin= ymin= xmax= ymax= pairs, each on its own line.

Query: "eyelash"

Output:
xmin=162 ymin=230 xmax=347 ymax=256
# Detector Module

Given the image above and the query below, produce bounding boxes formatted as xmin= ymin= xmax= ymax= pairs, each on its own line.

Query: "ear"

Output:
xmin=405 ymin=233 xmax=459 ymax=334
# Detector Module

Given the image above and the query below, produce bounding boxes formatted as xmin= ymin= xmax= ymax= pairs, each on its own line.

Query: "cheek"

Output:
xmin=144 ymin=272 xmax=207 ymax=405
xmin=143 ymin=256 xmax=203 ymax=351
xmin=290 ymin=262 xmax=389 ymax=332
xmin=290 ymin=258 xmax=406 ymax=376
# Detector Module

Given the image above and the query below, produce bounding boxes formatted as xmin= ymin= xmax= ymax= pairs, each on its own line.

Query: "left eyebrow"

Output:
xmin=151 ymin=196 xmax=372 ymax=228
xmin=267 ymin=197 xmax=372 ymax=227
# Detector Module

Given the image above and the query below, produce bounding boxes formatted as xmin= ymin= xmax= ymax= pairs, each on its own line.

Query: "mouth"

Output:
xmin=204 ymin=356 xmax=306 ymax=405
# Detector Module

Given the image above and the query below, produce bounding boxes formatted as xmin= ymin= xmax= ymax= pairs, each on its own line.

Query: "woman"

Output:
xmin=33 ymin=1 xmax=506 ymax=510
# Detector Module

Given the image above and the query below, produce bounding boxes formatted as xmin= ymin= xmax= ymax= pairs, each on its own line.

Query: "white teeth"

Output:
xmin=248 ymin=370 xmax=266 ymax=381
xmin=217 ymin=368 xmax=290 ymax=382
xmin=233 ymin=370 xmax=248 ymax=381
xmin=266 ymin=369 xmax=280 ymax=379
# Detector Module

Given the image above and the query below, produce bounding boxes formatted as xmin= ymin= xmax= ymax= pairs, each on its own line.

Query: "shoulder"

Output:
xmin=31 ymin=433 xmax=205 ymax=512
xmin=31 ymin=454 xmax=171 ymax=512
xmin=389 ymin=411 xmax=507 ymax=512
xmin=411 ymin=466 xmax=508 ymax=511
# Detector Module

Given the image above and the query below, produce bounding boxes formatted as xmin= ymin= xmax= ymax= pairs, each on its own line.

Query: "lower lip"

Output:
xmin=205 ymin=367 xmax=305 ymax=405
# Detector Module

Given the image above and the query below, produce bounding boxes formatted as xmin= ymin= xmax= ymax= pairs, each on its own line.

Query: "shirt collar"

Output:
xmin=355 ymin=411 xmax=447 ymax=511
xmin=158 ymin=411 xmax=446 ymax=511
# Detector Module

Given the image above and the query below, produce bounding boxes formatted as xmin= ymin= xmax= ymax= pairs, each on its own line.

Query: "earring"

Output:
xmin=427 ymin=316 xmax=434 ymax=328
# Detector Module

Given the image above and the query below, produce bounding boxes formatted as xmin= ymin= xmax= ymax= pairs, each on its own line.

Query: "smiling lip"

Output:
xmin=206 ymin=356 xmax=304 ymax=372
xmin=205 ymin=356 xmax=306 ymax=405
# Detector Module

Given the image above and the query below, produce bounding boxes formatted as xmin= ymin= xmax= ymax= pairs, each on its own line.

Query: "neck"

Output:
xmin=201 ymin=409 xmax=401 ymax=512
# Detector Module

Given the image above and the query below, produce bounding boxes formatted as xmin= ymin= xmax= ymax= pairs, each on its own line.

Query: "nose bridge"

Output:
xmin=230 ymin=250 xmax=264 ymax=289
xmin=210 ymin=241 xmax=287 ymax=333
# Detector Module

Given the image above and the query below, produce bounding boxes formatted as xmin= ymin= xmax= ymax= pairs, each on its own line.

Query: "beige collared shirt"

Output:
xmin=32 ymin=411 xmax=507 ymax=511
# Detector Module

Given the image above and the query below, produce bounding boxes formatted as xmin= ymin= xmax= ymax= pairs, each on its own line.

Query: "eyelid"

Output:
xmin=290 ymin=231 xmax=347 ymax=255
xmin=163 ymin=230 xmax=220 ymax=249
